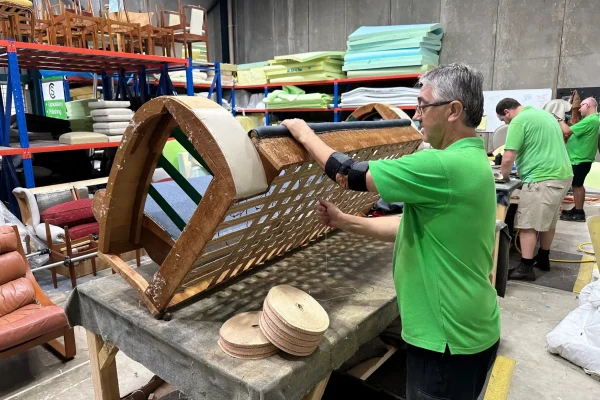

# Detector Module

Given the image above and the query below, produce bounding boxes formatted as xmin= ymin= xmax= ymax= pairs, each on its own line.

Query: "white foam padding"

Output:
xmin=190 ymin=106 xmax=267 ymax=198
xmin=88 ymin=100 xmax=131 ymax=109
xmin=59 ymin=132 xmax=109 ymax=144
xmin=107 ymin=135 xmax=123 ymax=142
xmin=95 ymin=127 xmax=127 ymax=135
xmin=91 ymin=108 xmax=134 ymax=117
xmin=93 ymin=115 xmax=134 ymax=122
xmin=93 ymin=122 xmax=130 ymax=130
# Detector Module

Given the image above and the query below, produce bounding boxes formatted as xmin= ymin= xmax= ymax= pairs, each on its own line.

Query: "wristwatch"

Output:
xmin=553 ymin=113 xmax=564 ymax=122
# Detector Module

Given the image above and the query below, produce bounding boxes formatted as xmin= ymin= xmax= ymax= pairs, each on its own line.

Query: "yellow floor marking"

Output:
xmin=483 ymin=355 xmax=516 ymax=400
xmin=573 ymin=255 xmax=595 ymax=293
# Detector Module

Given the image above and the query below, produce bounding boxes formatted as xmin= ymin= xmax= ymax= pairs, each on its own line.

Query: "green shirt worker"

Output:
xmin=282 ymin=64 xmax=500 ymax=400
xmin=497 ymin=99 xmax=573 ymax=280
xmin=557 ymin=97 xmax=600 ymax=222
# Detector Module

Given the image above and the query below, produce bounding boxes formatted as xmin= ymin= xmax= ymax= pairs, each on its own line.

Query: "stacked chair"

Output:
xmin=0 ymin=0 xmax=202 ymax=57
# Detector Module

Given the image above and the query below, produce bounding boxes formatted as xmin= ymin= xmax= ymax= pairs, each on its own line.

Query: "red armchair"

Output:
xmin=0 ymin=225 xmax=76 ymax=361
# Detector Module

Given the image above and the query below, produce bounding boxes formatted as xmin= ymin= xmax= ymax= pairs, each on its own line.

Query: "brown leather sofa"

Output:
xmin=0 ymin=225 xmax=76 ymax=360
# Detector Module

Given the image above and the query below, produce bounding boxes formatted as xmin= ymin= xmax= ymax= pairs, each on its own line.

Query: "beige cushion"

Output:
xmin=59 ymin=132 xmax=109 ymax=145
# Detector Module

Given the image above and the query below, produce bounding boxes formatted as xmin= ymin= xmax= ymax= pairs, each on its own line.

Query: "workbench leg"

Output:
xmin=302 ymin=373 xmax=331 ymax=400
xmin=86 ymin=330 xmax=120 ymax=400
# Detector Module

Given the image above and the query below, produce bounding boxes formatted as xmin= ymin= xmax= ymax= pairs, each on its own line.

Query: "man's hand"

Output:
xmin=281 ymin=119 xmax=316 ymax=145
xmin=315 ymin=199 xmax=346 ymax=229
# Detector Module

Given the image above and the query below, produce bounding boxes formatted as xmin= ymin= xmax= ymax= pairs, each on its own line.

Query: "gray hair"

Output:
xmin=418 ymin=63 xmax=484 ymax=128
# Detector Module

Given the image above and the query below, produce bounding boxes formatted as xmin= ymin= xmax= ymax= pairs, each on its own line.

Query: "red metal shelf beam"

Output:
xmin=0 ymin=41 xmax=188 ymax=74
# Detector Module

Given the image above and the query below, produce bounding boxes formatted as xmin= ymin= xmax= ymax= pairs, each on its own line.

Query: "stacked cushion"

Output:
xmin=90 ymin=100 xmax=132 ymax=138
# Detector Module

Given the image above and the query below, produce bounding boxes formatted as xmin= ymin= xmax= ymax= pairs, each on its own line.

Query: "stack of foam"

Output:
xmin=218 ymin=312 xmax=279 ymax=359
xmin=265 ymin=52 xmax=346 ymax=83
xmin=236 ymin=61 xmax=268 ymax=85
xmin=66 ymin=99 xmax=94 ymax=131
xmin=190 ymin=42 xmax=208 ymax=63
xmin=339 ymin=86 xmax=420 ymax=107
xmin=343 ymin=24 xmax=443 ymax=78
xmin=90 ymin=100 xmax=132 ymax=142
xmin=264 ymin=85 xmax=333 ymax=110
xmin=259 ymin=285 xmax=329 ymax=356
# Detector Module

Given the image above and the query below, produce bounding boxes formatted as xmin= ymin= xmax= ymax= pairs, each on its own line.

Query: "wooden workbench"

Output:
xmin=65 ymin=232 xmax=399 ymax=400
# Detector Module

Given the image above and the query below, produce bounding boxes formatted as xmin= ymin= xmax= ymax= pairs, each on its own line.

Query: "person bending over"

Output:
xmin=282 ymin=63 xmax=500 ymax=400
xmin=496 ymin=98 xmax=572 ymax=280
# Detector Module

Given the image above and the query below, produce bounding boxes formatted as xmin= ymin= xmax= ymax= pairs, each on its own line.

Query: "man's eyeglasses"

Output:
xmin=415 ymin=100 xmax=455 ymax=115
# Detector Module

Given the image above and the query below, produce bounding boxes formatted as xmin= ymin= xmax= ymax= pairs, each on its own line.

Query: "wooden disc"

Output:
xmin=263 ymin=298 xmax=324 ymax=344
xmin=265 ymin=285 xmax=329 ymax=334
xmin=219 ymin=311 xmax=273 ymax=349
xmin=259 ymin=311 xmax=318 ymax=357
xmin=218 ymin=338 xmax=279 ymax=359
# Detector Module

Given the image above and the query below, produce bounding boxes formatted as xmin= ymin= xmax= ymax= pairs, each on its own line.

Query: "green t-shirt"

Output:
xmin=369 ymin=137 xmax=500 ymax=355
xmin=504 ymin=106 xmax=572 ymax=183
xmin=567 ymin=113 xmax=600 ymax=164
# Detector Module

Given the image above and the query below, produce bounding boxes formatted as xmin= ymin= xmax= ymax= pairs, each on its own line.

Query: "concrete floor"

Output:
xmin=1 ymin=203 xmax=600 ymax=399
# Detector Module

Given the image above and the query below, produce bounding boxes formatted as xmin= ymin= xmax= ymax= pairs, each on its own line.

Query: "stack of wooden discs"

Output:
xmin=259 ymin=285 xmax=329 ymax=356
xmin=218 ymin=311 xmax=279 ymax=359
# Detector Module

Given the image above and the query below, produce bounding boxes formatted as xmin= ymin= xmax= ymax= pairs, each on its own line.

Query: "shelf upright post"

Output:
xmin=101 ymin=71 xmax=112 ymax=100
xmin=264 ymin=86 xmax=270 ymax=125
xmin=333 ymin=79 xmax=339 ymax=123
xmin=215 ymin=62 xmax=222 ymax=106
xmin=38 ymin=76 xmax=45 ymax=116
xmin=230 ymin=84 xmax=235 ymax=116
xmin=63 ymin=77 xmax=71 ymax=102
xmin=0 ymin=84 xmax=5 ymax=145
xmin=140 ymin=65 xmax=147 ymax=104
xmin=186 ymin=57 xmax=194 ymax=97
xmin=6 ymin=41 xmax=34 ymax=187
xmin=162 ymin=62 xmax=170 ymax=95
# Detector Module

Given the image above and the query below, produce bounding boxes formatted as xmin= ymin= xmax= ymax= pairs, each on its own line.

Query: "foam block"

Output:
xmin=88 ymin=100 xmax=131 ymax=109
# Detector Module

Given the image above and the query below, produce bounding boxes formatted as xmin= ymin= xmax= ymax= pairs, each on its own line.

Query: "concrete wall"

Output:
xmin=232 ymin=0 xmax=600 ymax=91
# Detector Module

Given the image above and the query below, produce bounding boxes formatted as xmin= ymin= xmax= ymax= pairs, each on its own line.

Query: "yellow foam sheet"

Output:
xmin=272 ymin=51 xmax=345 ymax=63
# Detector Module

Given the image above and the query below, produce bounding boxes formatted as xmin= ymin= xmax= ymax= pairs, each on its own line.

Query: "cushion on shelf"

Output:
xmin=94 ymin=127 xmax=127 ymax=136
xmin=107 ymin=135 xmax=123 ymax=142
xmin=40 ymin=198 xmax=95 ymax=228
xmin=88 ymin=100 xmax=131 ymax=109
xmin=90 ymin=108 xmax=133 ymax=117
xmin=59 ymin=132 xmax=109 ymax=145
xmin=92 ymin=115 xmax=134 ymax=122
xmin=69 ymin=221 xmax=99 ymax=240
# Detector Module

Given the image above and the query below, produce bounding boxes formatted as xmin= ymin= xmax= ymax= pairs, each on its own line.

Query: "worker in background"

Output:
xmin=557 ymin=97 xmax=600 ymax=222
xmin=282 ymin=63 xmax=500 ymax=400
xmin=496 ymin=99 xmax=572 ymax=280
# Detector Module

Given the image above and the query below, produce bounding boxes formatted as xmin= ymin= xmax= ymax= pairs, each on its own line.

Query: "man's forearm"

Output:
xmin=337 ymin=214 xmax=400 ymax=243
xmin=558 ymin=120 xmax=573 ymax=140
xmin=299 ymin=133 xmax=336 ymax=170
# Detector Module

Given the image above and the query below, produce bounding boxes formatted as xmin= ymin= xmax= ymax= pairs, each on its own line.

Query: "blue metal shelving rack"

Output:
xmin=0 ymin=40 xmax=190 ymax=194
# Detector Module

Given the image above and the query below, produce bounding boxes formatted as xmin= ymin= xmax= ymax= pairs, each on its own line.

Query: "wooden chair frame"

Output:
xmin=44 ymin=187 xmax=99 ymax=289
xmin=44 ymin=0 xmax=105 ymax=49
xmin=93 ymin=97 xmax=422 ymax=317
xmin=0 ymin=226 xmax=76 ymax=362
xmin=162 ymin=0 xmax=209 ymax=59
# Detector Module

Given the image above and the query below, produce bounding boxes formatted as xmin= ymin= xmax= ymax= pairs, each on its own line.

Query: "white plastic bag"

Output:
xmin=546 ymin=280 xmax=600 ymax=377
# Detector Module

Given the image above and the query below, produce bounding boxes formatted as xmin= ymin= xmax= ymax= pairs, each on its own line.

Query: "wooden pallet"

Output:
xmin=94 ymin=96 xmax=422 ymax=316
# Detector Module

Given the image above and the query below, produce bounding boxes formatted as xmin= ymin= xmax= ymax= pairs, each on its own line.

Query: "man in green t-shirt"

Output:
xmin=496 ymin=99 xmax=573 ymax=280
xmin=556 ymin=97 xmax=600 ymax=222
xmin=282 ymin=63 xmax=500 ymax=400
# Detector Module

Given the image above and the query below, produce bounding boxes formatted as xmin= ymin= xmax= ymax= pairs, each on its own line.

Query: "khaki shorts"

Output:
xmin=515 ymin=178 xmax=572 ymax=231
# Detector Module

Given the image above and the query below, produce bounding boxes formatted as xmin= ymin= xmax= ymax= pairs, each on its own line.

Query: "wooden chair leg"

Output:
xmin=91 ymin=256 xmax=97 ymax=276
xmin=63 ymin=327 xmax=76 ymax=358
xmin=51 ymin=267 xmax=58 ymax=288
xmin=135 ymin=249 xmax=141 ymax=267
xmin=68 ymin=261 xmax=77 ymax=288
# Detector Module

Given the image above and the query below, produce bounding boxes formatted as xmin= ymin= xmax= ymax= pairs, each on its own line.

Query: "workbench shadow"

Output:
xmin=138 ymin=231 xmax=395 ymax=323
